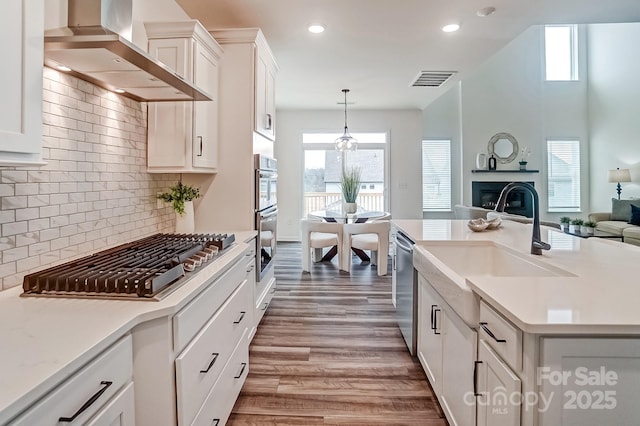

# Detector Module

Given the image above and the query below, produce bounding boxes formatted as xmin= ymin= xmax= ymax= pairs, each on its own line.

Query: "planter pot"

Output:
xmin=568 ymin=224 xmax=578 ymax=233
xmin=175 ymin=200 xmax=195 ymax=234
xmin=585 ymin=226 xmax=595 ymax=235
xmin=581 ymin=225 xmax=590 ymax=234
xmin=560 ymin=223 xmax=569 ymax=232
xmin=519 ymin=161 xmax=528 ymax=171
xmin=343 ymin=202 xmax=357 ymax=214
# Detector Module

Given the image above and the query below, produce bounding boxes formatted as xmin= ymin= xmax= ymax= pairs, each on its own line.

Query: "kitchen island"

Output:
xmin=393 ymin=219 xmax=640 ymax=426
xmin=0 ymin=231 xmax=257 ymax=426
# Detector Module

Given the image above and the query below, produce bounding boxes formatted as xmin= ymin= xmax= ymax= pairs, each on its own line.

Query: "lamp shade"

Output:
xmin=608 ymin=168 xmax=631 ymax=183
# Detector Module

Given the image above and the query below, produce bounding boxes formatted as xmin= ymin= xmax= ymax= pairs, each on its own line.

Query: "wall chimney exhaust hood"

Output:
xmin=44 ymin=0 xmax=212 ymax=102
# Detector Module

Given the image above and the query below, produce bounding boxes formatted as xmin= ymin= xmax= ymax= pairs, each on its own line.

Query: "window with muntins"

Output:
xmin=545 ymin=25 xmax=578 ymax=81
xmin=422 ymin=140 xmax=451 ymax=212
xmin=547 ymin=139 xmax=580 ymax=212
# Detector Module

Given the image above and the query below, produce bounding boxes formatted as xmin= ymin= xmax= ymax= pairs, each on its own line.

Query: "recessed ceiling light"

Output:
xmin=442 ymin=24 xmax=460 ymax=33
xmin=477 ymin=7 xmax=496 ymax=17
xmin=113 ymin=88 xmax=126 ymax=94
xmin=308 ymin=24 xmax=325 ymax=34
xmin=56 ymin=65 xmax=72 ymax=72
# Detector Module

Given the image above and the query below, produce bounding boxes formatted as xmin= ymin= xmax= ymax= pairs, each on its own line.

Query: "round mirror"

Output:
xmin=487 ymin=133 xmax=519 ymax=164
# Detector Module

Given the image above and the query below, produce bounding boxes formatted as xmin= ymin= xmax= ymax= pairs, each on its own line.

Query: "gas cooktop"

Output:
xmin=21 ymin=233 xmax=235 ymax=301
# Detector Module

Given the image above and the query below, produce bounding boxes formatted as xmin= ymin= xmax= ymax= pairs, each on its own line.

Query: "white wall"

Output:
xmin=588 ymin=23 xmax=640 ymax=211
xmin=423 ymin=25 xmax=590 ymax=220
xmin=275 ymin=109 xmax=422 ymax=241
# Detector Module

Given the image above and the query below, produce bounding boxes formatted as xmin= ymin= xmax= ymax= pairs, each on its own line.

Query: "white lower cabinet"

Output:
xmin=10 ymin=335 xmax=134 ymax=425
xmin=417 ymin=274 xmax=477 ymax=426
xmin=476 ymin=339 xmax=522 ymax=426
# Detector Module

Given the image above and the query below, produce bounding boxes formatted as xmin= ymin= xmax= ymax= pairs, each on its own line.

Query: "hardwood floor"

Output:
xmin=228 ymin=242 xmax=448 ymax=425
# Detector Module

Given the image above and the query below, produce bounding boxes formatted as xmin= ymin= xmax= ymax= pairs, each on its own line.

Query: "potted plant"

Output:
xmin=340 ymin=166 xmax=362 ymax=214
xmin=157 ymin=182 xmax=201 ymax=233
xmin=559 ymin=216 xmax=571 ymax=232
xmin=519 ymin=146 xmax=530 ymax=170
xmin=583 ymin=221 xmax=597 ymax=235
xmin=569 ymin=218 xmax=583 ymax=234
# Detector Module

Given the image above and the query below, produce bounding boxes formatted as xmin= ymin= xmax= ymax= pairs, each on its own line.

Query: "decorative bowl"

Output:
xmin=485 ymin=216 xmax=502 ymax=229
xmin=467 ymin=219 xmax=489 ymax=232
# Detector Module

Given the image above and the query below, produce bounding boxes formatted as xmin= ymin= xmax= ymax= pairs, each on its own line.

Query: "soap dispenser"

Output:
xmin=488 ymin=154 xmax=497 ymax=171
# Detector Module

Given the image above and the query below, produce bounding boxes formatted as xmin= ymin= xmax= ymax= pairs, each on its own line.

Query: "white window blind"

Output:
xmin=545 ymin=25 xmax=578 ymax=81
xmin=547 ymin=140 xmax=580 ymax=212
xmin=422 ymin=140 xmax=451 ymax=211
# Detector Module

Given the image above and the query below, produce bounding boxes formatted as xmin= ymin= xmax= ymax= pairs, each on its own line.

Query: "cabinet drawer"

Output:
xmin=175 ymin=278 xmax=252 ymax=426
xmin=479 ymin=301 xmax=522 ymax=371
xmin=10 ymin=335 xmax=133 ymax=426
xmin=191 ymin=329 xmax=250 ymax=426
xmin=173 ymin=250 xmax=249 ymax=353
xmin=255 ymin=275 xmax=276 ymax=326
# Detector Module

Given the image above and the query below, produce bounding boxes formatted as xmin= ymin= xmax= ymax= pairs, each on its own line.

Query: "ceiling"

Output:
xmin=177 ymin=0 xmax=640 ymax=110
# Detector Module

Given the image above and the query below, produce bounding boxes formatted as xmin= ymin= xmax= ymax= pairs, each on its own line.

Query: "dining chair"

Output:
xmin=342 ymin=220 xmax=391 ymax=276
xmin=300 ymin=219 xmax=344 ymax=272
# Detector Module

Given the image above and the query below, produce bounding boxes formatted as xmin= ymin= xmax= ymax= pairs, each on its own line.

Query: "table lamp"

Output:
xmin=608 ymin=168 xmax=631 ymax=200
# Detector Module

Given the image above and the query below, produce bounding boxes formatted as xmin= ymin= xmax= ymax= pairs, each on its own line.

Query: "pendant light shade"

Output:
xmin=335 ymin=89 xmax=357 ymax=152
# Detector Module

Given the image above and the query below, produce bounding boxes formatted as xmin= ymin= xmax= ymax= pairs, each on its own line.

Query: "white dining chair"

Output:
xmin=342 ymin=220 xmax=391 ymax=276
xmin=300 ymin=219 xmax=344 ymax=272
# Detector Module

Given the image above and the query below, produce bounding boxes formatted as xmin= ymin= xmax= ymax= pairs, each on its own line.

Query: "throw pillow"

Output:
xmin=629 ymin=204 xmax=640 ymax=226
xmin=611 ymin=198 xmax=637 ymax=221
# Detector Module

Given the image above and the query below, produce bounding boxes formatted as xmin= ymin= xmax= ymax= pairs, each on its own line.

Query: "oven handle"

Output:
xmin=259 ymin=207 xmax=278 ymax=219
xmin=258 ymin=171 xmax=278 ymax=180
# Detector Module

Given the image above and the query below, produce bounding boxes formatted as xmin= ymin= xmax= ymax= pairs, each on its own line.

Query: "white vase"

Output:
xmin=476 ymin=153 xmax=486 ymax=169
xmin=568 ymin=224 xmax=577 ymax=233
xmin=175 ymin=200 xmax=195 ymax=234
xmin=344 ymin=202 xmax=357 ymax=214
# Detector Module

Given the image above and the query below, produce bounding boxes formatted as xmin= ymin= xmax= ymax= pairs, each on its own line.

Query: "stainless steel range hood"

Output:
xmin=44 ymin=0 xmax=212 ymax=102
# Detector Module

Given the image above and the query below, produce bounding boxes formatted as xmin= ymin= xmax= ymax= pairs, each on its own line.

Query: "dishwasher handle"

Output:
xmin=396 ymin=232 xmax=414 ymax=253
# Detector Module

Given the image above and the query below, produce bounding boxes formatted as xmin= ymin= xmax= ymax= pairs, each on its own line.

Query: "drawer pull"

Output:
xmin=261 ymin=302 xmax=269 ymax=311
xmin=233 ymin=311 xmax=246 ymax=324
xmin=58 ymin=380 xmax=113 ymax=422
xmin=479 ymin=322 xmax=506 ymax=343
xmin=246 ymin=265 xmax=254 ymax=272
xmin=234 ymin=362 xmax=247 ymax=379
xmin=212 ymin=420 xmax=220 ymax=426
xmin=200 ymin=353 xmax=220 ymax=374
xmin=432 ymin=307 xmax=441 ymax=335
xmin=269 ymin=287 xmax=276 ymax=294
xmin=473 ymin=361 xmax=483 ymax=397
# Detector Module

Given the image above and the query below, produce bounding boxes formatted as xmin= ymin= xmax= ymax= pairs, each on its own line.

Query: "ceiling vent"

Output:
xmin=411 ymin=71 xmax=457 ymax=87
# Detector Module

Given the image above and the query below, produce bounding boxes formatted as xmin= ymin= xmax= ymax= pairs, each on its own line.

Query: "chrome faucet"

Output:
xmin=494 ymin=182 xmax=551 ymax=255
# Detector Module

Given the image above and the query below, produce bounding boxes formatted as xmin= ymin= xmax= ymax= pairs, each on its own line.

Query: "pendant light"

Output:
xmin=335 ymin=89 xmax=358 ymax=151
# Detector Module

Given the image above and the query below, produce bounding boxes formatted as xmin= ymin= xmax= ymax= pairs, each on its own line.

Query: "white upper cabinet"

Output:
xmin=255 ymin=48 xmax=276 ymax=140
xmin=145 ymin=21 xmax=222 ymax=173
xmin=0 ymin=0 xmax=44 ymax=166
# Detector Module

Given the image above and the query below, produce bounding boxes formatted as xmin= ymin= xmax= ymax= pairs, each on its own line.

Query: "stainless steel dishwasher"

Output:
xmin=394 ymin=230 xmax=417 ymax=355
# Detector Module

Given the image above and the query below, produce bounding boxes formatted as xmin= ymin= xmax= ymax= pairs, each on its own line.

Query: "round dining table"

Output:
xmin=308 ymin=209 xmax=389 ymax=224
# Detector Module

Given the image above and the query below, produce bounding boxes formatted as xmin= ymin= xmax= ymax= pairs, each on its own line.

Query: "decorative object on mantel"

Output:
xmin=471 ymin=169 xmax=539 ymax=173
xmin=488 ymin=154 xmax=497 ymax=170
xmin=487 ymin=132 xmax=519 ymax=164
xmin=608 ymin=167 xmax=631 ymax=200
xmin=335 ymin=89 xmax=358 ymax=152
xmin=340 ymin=166 xmax=362 ymax=214
xmin=519 ymin=146 xmax=530 ymax=170
xmin=476 ymin=152 xmax=487 ymax=169
xmin=157 ymin=181 xmax=201 ymax=233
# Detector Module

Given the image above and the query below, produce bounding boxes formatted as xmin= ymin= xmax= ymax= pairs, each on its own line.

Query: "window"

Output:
xmin=422 ymin=140 xmax=451 ymax=212
xmin=545 ymin=25 xmax=578 ymax=81
xmin=547 ymin=139 xmax=580 ymax=212
xmin=302 ymin=133 xmax=387 ymax=217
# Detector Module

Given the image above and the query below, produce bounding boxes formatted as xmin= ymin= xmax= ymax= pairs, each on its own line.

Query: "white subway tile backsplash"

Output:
xmin=0 ymin=70 xmax=176 ymax=290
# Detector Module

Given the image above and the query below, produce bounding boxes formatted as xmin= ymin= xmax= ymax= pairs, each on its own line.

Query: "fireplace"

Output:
xmin=472 ymin=181 xmax=534 ymax=218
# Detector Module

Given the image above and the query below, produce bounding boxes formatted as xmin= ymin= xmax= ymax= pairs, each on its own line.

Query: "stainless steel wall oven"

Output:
xmin=255 ymin=155 xmax=278 ymax=281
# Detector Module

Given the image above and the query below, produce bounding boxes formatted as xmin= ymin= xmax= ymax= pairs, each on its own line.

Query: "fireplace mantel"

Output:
xmin=471 ymin=169 xmax=539 ymax=173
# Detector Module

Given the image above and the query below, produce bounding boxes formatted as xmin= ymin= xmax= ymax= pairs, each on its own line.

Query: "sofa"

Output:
xmin=588 ymin=198 xmax=640 ymax=246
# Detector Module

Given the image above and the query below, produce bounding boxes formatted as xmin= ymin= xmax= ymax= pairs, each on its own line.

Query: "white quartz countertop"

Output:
xmin=0 ymin=230 xmax=256 ymax=425
xmin=393 ymin=219 xmax=640 ymax=334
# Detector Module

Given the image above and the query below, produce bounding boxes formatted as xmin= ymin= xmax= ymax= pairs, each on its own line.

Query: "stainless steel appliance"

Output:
xmin=255 ymin=154 xmax=278 ymax=281
xmin=21 ymin=233 xmax=235 ymax=301
xmin=395 ymin=231 xmax=417 ymax=355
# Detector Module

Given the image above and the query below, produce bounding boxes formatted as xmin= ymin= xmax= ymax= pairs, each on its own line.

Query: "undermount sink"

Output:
xmin=413 ymin=241 xmax=574 ymax=327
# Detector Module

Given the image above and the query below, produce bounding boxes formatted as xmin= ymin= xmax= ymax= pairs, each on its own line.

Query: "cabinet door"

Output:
xmin=85 ymin=382 xmax=135 ymax=426
xmin=477 ymin=339 xmax=522 ymax=426
xmin=441 ymin=306 xmax=477 ymax=426
xmin=147 ymin=38 xmax=191 ymax=170
xmin=254 ymin=52 xmax=275 ymax=140
xmin=0 ymin=0 xmax=43 ymax=165
xmin=192 ymin=41 xmax=219 ymax=169
xmin=539 ymin=337 xmax=640 ymax=426
xmin=417 ymin=277 xmax=443 ymax=395
xmin=264 ymin=63 xmax=276 ymax=138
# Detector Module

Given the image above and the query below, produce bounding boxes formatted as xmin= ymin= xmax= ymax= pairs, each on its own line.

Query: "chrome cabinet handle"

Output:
xmin=197 ymin=136 xmax=203 ymax=156
xmin=200 ymin=353 xmax=220 ymax=373
xmin=233 ymin=311 xmax=246 ymax=324
xmin=265 ymin=113 xmax=272 ymax=130
xmin=474 ymin=361 xmax=483 ymax=397
xmin=479 ymin=322 xmax=506 ymax=343
xmin=58 ymin=381 xmax=113 ymax=422
xmin=261 ymin=302 xmax=269 ymax=311
xmin=234 ymin=362 xmax=247 ymax=379
xmin=433 ymin=307 xmax=441 ymax=335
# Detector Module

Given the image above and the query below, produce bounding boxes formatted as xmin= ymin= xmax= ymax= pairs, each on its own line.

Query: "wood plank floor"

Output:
xmin=228 ymin=242 xmax=448 ymax=425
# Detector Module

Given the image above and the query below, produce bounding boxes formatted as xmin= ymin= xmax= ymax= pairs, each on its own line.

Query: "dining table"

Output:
xmin=307 ymin=210 xmax=390 ymax=263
